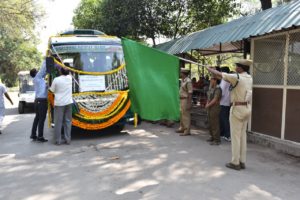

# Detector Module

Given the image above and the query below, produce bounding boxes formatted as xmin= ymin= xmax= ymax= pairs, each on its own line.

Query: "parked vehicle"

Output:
xmin=17 ymin=71 xmax=35 ymax=114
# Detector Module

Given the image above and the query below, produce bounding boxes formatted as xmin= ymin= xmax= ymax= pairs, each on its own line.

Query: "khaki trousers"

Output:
xmin=179 ymin=99 xmax=191 ymax=132
xmin=229 ymin=111 xmax=248 ymax=165
xmin=208 ymin=106 xmax=220 ymax=142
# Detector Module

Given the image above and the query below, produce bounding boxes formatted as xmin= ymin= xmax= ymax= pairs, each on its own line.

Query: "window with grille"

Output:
xmin=288 ymin=32 xmax=300 ymax=86
xmin=253 ymin=35 xmax=286 ymax=85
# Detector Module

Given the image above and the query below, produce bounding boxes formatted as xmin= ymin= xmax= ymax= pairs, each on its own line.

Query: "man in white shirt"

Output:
xmin=50 ymin=67 xmax=73 ymax=145
xmin=0 ymin=83 xmax=13 ymax=134
xmin=219 ymin=67 xmax=231 ymax=141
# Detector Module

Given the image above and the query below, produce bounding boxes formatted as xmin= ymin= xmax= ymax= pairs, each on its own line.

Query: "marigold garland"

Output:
xmin=72 ymin=100 xmax=131 ymax=130
xmin=78 ymin=92 xmax=125 ymax=117
xmin=48 ymin=91 xmax=54 ymax=107
xmin=73 ymin=90 xmax=128 ymax=97
xmin=48 ymin=89 xmax=131 ymax=130
xmin=74 ymin=95 xmax=127 ymax=120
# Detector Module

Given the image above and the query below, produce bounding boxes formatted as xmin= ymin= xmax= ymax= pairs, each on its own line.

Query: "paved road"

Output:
xmin=0 ymin=93 xmax=299 ymax=200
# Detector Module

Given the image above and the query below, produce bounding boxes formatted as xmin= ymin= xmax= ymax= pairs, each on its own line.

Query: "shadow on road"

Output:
xmin=4 ymin=107 xmax=18 ymax=116
xmin=70 ymin=126 xmax=131 ymax=141
xmin=4 ymin=107 xmax=35 ymax=116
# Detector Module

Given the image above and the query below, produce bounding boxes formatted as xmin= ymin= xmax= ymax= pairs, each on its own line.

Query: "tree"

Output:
xmin=259 ymin=0 xmax=292 ymax=11
xmin=72 ymin=0 xmax=103 ymax=31
xmin=260 ymin=0 xmax=272 ymax=10
xmin=160 ymin=0 xmax=238 ymax=39
xmin=0 ymin=0 xmax=42 ymax=86
xmin=73 ymin=0 xmax=238 ymax=45
xmin=0 ymin=0 xmax=43 ymax=38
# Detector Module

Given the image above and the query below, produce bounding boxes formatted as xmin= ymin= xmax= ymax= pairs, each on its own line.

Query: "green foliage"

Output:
xmin=0 ymin=0 xmax=42 ymax=87
xmin=98 ymin=0 xmax=142 ymax=39
xmin=160 ymin=0 xmax=238 ymax=39
xmin=73 ymin=0 xmax=103 ymax=31
xmin=72 ymin=0 xmax=238 ymax=45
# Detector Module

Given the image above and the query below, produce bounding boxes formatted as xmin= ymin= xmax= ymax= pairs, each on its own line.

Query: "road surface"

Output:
xmin=0 ymin=92 xmax=299 ymax=200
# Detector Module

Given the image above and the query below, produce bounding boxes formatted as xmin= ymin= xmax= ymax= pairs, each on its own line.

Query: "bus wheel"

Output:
xmin=18 ymin=102 xmax=25 ymax=114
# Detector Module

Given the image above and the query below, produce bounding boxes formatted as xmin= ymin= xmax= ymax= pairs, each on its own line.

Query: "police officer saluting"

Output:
xmin=207 ymin=59 xmax=253 ymax=170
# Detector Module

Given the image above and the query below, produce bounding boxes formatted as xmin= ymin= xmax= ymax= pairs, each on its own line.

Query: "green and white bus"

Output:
xmin=46 ymin=29 xmax=133 ymax=131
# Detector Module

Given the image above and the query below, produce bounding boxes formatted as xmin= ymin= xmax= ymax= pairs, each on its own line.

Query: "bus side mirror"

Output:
xmin=46 ymin=57 xmax=54 ymax=73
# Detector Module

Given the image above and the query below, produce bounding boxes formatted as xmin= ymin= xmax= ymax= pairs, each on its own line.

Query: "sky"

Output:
xmin=35 ymin=0 xmax=81 ymax=54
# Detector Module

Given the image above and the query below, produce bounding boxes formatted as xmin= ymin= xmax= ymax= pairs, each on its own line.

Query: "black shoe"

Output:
xmin=240 ymin=162 xmax=246 ymax=169
xmin=225 ymin=162 xmax=241 ymax=170
xmin=30 ymin=135 xmax=37 ymax=141
xmin=0 ymin=130 xmax=2 ymax=134
xmin=37 ymin=137 xmax=48 ymax=142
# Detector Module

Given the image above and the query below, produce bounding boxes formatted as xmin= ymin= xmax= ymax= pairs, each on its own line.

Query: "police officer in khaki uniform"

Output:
xmin=207 ymin=59 xmax=253 ymax=170
xmin=176 ymin=68 xmax=193 ymax=136
xmin=206 ymin=75 xmax=222 ymax=145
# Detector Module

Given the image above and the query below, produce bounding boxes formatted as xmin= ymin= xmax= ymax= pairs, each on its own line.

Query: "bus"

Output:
xmin=46 ymin=29 xmax=133 ymax=131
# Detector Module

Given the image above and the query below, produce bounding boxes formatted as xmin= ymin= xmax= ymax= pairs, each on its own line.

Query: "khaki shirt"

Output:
xmin=207 ymin=86 xmax=222 ymax=112
xmin=207 ymin=86 xmax=222 ymax=103
xmin=180 ymin=77 xmax=193 ymax=98
xmin=222 ymin=72 xmax=253 ymax=103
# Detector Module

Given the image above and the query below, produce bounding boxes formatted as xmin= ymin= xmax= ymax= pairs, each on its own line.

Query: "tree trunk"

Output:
xmin=260 ymin=0 xmax=272 ymax=10
xmin=152 ymin=37 xmax=156 ymax=46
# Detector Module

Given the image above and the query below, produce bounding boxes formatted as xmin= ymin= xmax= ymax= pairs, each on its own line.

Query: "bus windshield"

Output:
xmin=53 ymin=44 xmax=124 ymax=72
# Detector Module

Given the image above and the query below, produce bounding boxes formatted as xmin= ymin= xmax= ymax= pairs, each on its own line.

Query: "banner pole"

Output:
xmin=178 ymin=57 xmax=209 ymax=69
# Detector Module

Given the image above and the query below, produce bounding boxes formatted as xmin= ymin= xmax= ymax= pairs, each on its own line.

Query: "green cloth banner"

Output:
xmin=122 ymin=38 xmax=180 ymax=121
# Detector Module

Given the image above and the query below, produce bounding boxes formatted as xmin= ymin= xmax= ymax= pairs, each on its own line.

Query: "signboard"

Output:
xmin=79 ymin=75 xmax=105 ymax=92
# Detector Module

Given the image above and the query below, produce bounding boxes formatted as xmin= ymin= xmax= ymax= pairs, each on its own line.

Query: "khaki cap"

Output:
xmin=236 ymin=59 xmax=253 ymax=71
xmin=235 ymin=59 xmax=253 ymax=67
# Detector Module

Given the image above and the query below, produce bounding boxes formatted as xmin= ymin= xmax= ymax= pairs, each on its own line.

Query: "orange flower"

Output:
xmin=72 ymin=101 xmax=131 ymax=130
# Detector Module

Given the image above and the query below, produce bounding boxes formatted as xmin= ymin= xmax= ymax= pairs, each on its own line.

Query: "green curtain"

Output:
xmin=122 ymin=38 xmax=180 ymax=121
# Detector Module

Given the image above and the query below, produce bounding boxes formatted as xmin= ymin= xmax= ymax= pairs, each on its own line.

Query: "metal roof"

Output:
xmin=156 ymin=0 xmax=300 ymax=55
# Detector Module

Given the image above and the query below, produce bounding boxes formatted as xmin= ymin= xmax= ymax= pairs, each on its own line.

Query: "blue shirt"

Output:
xmin=33 ymin=61 xmax=48 ymax=99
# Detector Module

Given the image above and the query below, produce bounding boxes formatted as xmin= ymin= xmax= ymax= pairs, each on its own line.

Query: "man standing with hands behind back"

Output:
xmin=176 ymin=68 xmax=193 ymax=136
xmin=207 ymin=59 xmax=253 ymax=170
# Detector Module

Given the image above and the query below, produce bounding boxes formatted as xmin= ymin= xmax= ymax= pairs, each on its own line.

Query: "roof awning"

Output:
xmin=156 ymin=0 xmax=300 ymax=56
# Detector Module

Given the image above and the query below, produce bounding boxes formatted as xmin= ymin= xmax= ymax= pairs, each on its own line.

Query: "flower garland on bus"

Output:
xmin=75 ymin=91 xmax=125 ymax=117
xmin=72 ymin=92 xmax=131 ymax=130
xmin=54 ymin=58 xmax=125 ymax=75
xmin=72 ymin=100 xmax=131 ymax=130
xmin=47 ymin=68 xmax=131 ymax=130
xmin=73 ymin=91 xmax=128 ymax=120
